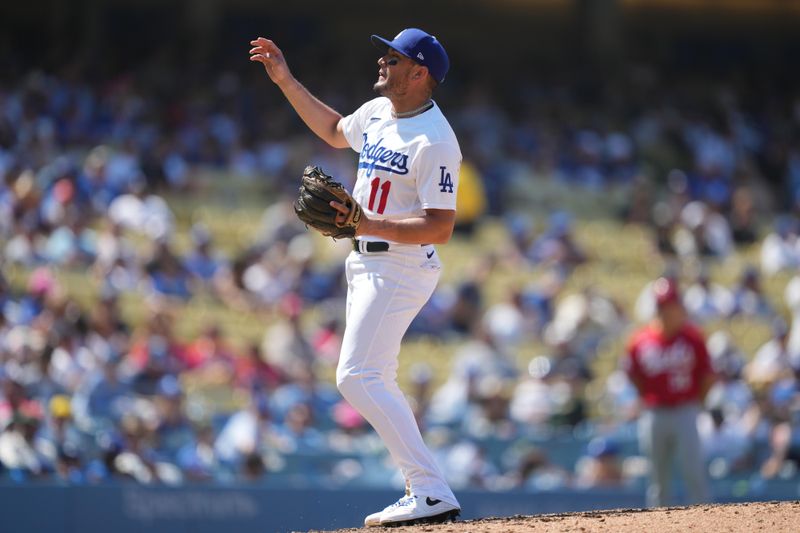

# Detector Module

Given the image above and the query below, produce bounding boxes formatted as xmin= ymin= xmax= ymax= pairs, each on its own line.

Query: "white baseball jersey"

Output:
xmin=339 ymin=97 xmax=461 ymax=241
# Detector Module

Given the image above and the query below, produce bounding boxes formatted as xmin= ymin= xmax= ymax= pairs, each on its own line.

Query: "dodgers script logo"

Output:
xmin=359 ymin=134 xmax=409 ymax=177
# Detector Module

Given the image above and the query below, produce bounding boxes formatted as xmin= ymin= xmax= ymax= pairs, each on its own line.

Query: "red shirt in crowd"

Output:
xmin=624 ymin=322 xmax=714 ymax=408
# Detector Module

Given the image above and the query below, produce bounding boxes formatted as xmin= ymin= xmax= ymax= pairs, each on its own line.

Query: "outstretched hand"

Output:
xmin=249 ymin=37 xmax=292 ymax=86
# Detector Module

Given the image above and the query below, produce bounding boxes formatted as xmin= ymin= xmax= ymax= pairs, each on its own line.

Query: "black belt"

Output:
xmin=353 ymin=239 xmax=390 ymax=253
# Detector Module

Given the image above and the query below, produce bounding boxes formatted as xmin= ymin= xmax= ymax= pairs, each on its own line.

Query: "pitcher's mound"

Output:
xmin=318 ymin=501 xmax=800 ymax=532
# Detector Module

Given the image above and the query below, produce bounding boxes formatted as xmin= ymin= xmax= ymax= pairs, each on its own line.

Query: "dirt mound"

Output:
xmin=316 ymin=501 xmax=800 ymax=533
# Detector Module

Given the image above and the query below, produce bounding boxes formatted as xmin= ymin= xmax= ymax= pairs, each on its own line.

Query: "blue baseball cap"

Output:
xmin=371 ymin=28 xmax=450 ymax=84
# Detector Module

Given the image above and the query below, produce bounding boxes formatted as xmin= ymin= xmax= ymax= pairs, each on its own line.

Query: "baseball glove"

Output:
xmin=294 ymin=165 xmax=363 ymax=239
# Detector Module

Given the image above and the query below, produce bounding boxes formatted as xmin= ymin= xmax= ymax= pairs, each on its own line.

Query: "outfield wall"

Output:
xmin=0 ymin=484 xmax=643 ymax=533
xmin=0 ymin=483 xmax=796 ymax=533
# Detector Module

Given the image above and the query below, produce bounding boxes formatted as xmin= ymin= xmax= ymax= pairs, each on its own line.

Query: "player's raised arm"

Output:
xmin=249 ymin=37 xmax=349 ymax=149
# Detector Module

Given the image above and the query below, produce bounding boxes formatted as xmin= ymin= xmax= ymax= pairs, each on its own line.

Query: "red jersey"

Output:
xmin=624 ymin=322 xmax=714 ymax=408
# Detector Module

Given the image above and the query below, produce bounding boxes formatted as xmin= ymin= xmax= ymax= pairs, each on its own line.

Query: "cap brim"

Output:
xmin=370 ymin=35 xmax=412 ymax=60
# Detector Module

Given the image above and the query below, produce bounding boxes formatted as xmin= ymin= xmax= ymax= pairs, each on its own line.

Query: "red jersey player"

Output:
xmin=624 ymin=277 xmax=716 ymax=507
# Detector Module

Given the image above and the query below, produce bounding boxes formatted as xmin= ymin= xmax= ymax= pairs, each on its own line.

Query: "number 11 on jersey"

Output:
xmin=368 ymin=178 xmax=391 ymax=214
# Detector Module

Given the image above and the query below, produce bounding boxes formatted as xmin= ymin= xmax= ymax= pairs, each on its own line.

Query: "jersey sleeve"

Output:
xmin=339 ymin=98 xmax=385 ymax=153
xmin=416 ymin=142 xmax=461 ymax=210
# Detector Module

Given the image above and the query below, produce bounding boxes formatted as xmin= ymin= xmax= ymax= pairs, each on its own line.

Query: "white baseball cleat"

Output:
xmin=378 ymin=495 xmax=460 ymax=526
xmin=365 ymin=481 xmax=415 ymax=527
xmin=364 ymin=510 xmax=384 ymax=527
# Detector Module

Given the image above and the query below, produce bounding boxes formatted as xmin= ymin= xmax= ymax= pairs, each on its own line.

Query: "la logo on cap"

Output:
xmin=417 ymin=52 xmax=425 ymax=60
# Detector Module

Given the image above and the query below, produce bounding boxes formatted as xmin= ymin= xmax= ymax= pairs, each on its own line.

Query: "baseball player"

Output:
xmin=623 ymin=278 xmax=716 ymax=507
xmin=249 ymin=28 xmax=461 ymax=526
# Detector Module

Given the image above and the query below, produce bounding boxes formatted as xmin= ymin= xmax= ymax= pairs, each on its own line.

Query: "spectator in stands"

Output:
xmin=453 ymin=324 xmax=518 ymax=381
xmin=115 ymin=413 xmax=162 ymax=483
xmin=509 ymin=356 xmax=557 ymax=428
xmin=85 ymin=292 xmax=129 ymax=356
xmin=650 ymin=205 xmax=678 ymax=258
xmin=441 ymin=439 xmax=499 ymax=490
xmin=183 ymin=223 xmax=227 ymax=285
xmin=683 ymin=267 xmax=734 ymax=322
xmin=215 ymin=392 xmax=284 ymax=466
xmin=545 ymin=286 xmax=626 ymax=365
xmin=234 ymin=342 xmax=283 ymax=391
xmin=673 ymin=201 xmax=733 ymax=259
xmin=5 ymin=221 xmax=41 ymax=267
xmin=729 ymin=186 xmax=759 ymax=245
xmin=729 ymin=266 xmax=775 ymax=320
xmin=152 ymin=375 xmax=194 ymax=462
xmin=92 ymin=219 xmax=138 ymax=291
xmin=269 ymin=360 xmax=338 ymax=427
xmin=407 ymin=363 xmax=433 ymax=428
xmin=308 ymin=316 xmax=344 ymax=365
xmin=784 ymin=275 xmax=800 ymax=358
xmin=280 ymin=403 xmax=325 ymax=453
xmin=509 ymin=447 xmax=570 ymax=491
xmin=53 ymin=442 xmax=85 ymax=484
xmin=537 ymin=341 xmax=590 ymax=428
xmin=601 ymin=370 xmax=641 ymax=424
xmin=144 ymin=240 xmax=193 ymax=301
xmin=745 ymin=320 xmax=794 ymax=387
xmin=240 ymin=243 xmax=302 ymax=308
xmin=623 ymin=278 xmax=715 ymax=506
xmin=761 ymin=216 xmax=799 ymax=275
xmin=462 ymin=375 xmax=516 ymax=440
xmin=429 ymin=324 xmax=518 ymax=427
xmin=182 ymin=324 xmax=237 ymax=372
xmin=76 ymin=146 xmax=117 ymax=213
xmin=107 ymin=179 xmax=173 ymax=240
xmin=35 ymin=395 xmax=87 ymax=477
xmin=704 ymin=331 xmax=752 ymax=424
xmin=125 ymin=311 xmax=186 ymax=395
xmin=43 ymin=212 xmax=96 ymax=267
xmin=526 ymin=211 xmax=587 ymax=275
xmin=698 ymin=407 xmax=751 ymax=474
xmin=444 ymin=260 xmax=490 ymax=336
xmin=574 ymin=437 xmax=625 ymax=488
xmin=482 ymin=289 xmax=536 ymax=349
xmin=240 ymin=452 xmax=267 ymax=482
xmin=0 ymin=373 xmax=43 ymax=429
xmin=759 ymin=364 xmax=800 ymax=479
xmin=176 ymin=422 xmax=220 ymax=482
xmin=26 ymin=344 xmax=67 ymax=404
xmin=72 ymin=351 xmax=131 ymax=432
xmin=0 ymin=413 xmax=50 ymax=480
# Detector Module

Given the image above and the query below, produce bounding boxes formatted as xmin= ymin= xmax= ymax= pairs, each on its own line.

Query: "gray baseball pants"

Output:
xmin=638 ymin=402 xmax=710 ymax=507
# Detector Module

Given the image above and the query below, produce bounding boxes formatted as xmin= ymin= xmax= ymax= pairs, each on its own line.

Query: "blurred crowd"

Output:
xmin=2 ymin=54 xmax=800 ymax=493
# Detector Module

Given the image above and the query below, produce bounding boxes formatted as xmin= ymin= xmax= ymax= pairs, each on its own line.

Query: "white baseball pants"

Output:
xmin=336 ymin=244 xmax=458 ymax=507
